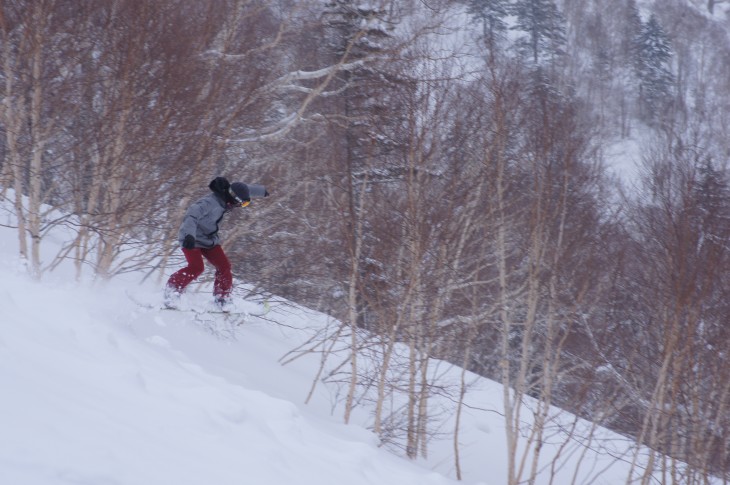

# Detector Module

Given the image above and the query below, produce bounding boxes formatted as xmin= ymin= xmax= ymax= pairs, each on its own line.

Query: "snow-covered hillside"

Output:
xmin=0 ymin=252 xmax=460 ymax=484
xmin=0 ymin=214 xmax=716 ymax=485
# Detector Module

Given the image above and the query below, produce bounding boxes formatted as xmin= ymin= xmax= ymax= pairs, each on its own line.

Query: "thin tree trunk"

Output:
xmin=343 ymin=174 xmax=368 ymax=424
xmin=27 ymin=10 xmax=50 ymax=278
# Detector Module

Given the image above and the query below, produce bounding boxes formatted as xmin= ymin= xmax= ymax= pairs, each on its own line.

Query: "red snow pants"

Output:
xmin=166 ymin=246 xmax=232 ymax=298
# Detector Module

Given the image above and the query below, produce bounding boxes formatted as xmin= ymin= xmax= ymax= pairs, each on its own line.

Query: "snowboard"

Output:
xmin=127 ymin=291 xmax=269 ymax=318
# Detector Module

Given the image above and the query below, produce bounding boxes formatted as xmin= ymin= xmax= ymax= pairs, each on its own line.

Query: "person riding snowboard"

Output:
xmin=164 ymin=176 xmax=268 ymax=310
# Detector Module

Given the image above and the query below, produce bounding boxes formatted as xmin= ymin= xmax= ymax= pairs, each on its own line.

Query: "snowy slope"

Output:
xmin=0 ymin=209 xmax=717 ymax=485
xmin=0 ymin=246 xmax=467 ymax=485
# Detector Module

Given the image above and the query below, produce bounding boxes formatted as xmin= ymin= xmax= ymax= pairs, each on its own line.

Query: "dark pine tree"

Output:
xmin=634 ymin=14 xmax=674 ymax=124
xmin=693 ymin=160 xmax=730 ymax=244
xmin=467 ymin=0 xmax=509 ymax=52
xmin=622 ymin=0 xmax=643 ymax=64
xmin=321 ymin=0 xmax=404 ymax=330
xmin=510 ymin=0 xmax=566 ymax=65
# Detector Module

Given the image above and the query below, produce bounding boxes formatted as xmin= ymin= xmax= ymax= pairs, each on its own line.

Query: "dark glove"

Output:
xmin=182 ymin=234 xmax=196 ymax=249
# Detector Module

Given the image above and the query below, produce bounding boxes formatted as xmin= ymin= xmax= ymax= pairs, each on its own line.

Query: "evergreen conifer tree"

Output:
xmin=694 ymin=161 xmax=730 ymax=240
xmin=634 ymin=14 xmax=674 ymax=123
xmin=467 ymin=0 xmax=509 ymax=50
xmin=510 ymin=0 xmax=566 ymax=65
xmin=622 ymin=0 xmax=643 ymax=63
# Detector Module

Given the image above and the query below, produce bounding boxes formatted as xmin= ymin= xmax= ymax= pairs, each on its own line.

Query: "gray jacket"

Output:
xmin=177 ymin=193 xmax=228 ymax=248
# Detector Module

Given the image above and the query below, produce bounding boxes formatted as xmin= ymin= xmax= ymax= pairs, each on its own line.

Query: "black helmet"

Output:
xmin=228 ymin=182 xmax=250 ymax=207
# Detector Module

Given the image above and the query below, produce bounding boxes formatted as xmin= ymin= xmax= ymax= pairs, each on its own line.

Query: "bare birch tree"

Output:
xmin=622 ymin=134 xmax=730 ymax=483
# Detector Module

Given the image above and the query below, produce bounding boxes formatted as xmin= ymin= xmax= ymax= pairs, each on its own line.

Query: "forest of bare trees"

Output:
xmin=2 ymin=0 xmax=730 ymax=483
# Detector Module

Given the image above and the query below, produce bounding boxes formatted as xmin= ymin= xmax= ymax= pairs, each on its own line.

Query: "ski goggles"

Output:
xmin=228 ymin=188 xmax=251 ymax=207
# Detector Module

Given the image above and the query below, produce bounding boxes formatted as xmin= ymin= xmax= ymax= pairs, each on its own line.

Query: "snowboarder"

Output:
xmin=164 ymin=176 xmax=268 ymax=310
